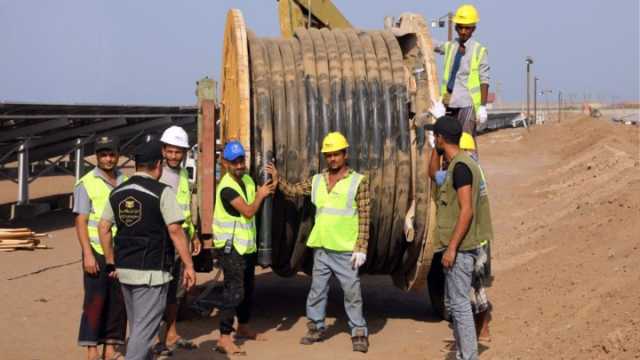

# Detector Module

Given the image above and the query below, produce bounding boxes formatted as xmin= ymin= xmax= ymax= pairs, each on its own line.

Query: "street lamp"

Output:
xmin=431 ymin=12 xmax=453 ymax=41
xmin=525 ymin=56 xmax=534 ymax=126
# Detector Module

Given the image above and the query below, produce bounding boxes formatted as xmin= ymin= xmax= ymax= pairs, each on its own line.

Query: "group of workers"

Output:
xmin=73 ymin=4 xmax=491 ymax=360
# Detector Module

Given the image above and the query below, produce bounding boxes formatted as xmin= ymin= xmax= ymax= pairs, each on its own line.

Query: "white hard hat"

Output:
xmin=160 ymin=125 xmax=189 ymax=148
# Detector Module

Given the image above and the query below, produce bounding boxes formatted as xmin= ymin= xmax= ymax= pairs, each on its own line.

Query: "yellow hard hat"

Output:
xmin=452 ymin=4 xmax=479 ymax=25
xmin=321 ymin=132 xmax=349 ymax=153
xmin=459 ymin=132 xmax=476 ymax=150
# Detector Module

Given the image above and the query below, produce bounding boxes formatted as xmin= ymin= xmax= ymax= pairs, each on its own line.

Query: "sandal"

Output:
xmin=167 ymin=338 xmax=197 ymax=351
xmin=215 ymin=345 xmax=247 ymax=356
xmin=152 ymin=343 xmax=172 ymax=356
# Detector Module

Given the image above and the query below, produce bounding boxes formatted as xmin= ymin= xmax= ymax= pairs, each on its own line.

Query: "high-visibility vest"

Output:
xmin=307 ymin=171 xmax=364 ymax=252
xmin=212 ymin=173 xmax=257 ymax=255
xmin=176 ymin=168 xmax=195 ymax=239
xmin=441 ymin=41 xmax=487 ymax=112
xmin=76 ymin=169 xmax=127 ymax=255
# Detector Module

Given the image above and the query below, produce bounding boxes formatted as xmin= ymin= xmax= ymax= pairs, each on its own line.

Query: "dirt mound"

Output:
xmin=481 ymin=116 xmax=640 ymax=359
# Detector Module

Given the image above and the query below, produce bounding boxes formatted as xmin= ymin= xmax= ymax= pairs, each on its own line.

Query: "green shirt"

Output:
xmin=101 ymin=172 xmax=184 ymax=286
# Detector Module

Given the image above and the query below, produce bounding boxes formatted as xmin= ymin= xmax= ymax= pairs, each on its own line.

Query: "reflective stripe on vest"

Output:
xmin=441 ymin=41 xmax=487 ymax=112
xmin=212 ymin=173 xmax=257 ymax=255
xmin=176 ymin=168 xmax=195 ymax=238
xmin=307 ymin=171 xmax=364 ymax=252
xmin=77 ymin=169 xmax=126 ymax=255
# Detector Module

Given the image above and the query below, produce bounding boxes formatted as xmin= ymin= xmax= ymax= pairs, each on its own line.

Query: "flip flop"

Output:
xmin=168 ymin=338 xmax=197 ymax=351
xmin=215 ymin=346 xmax=247 ymax=356
xmin=152 ymin=343 xmax=173 ymax=356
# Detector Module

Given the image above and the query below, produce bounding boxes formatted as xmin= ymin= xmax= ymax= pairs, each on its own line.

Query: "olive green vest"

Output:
xmin=441 ymin=41 xmax=487 ymax=112
xmin=434 ymin=153 xmax=493 ymax=251
xmin=212 ymin=173 xmax=257 ymax=255
xmin=176 ymin=168 xmax=195 ymax=239
xmin=307 ymin=171 xmax=364 ymax=252
xmin=76 ymin=169 xmax=127 ymax=255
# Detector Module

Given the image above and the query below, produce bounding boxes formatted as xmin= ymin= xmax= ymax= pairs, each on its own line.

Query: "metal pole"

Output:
xmin=534 ymin=77 xmax=538 ymax=125
xmin=74 ymin=138 xmax=85 ymax=181
xmin=526 ymin=63 xmax=531 ymax=125
xmin=447 ymin=12 xmax=453 ymax=41
xmin=558 ymin=90 xmax=563 ymax=122
xmin=17 ymin=139 xmax=29 ymax=205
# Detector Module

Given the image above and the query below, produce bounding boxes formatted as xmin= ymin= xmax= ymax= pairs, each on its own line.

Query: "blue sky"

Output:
xmin=1 ymin=1 xmax=638 ymax=105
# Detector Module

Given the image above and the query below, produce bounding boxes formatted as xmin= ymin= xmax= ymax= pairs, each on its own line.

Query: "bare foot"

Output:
xmin=216 ymin=335 xmax=246 ymax=355
xmin=87 ymin=346 xmax=100 ymax=360
xmin=103 ymin=344 xmax=124 ymax=360
xmin=236 ymin=325 xmax=267 ymax=341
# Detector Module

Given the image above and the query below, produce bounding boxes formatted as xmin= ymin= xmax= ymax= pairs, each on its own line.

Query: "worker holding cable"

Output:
xmin=211 ymin=140 xmax=276 ymax=356
xmin=434 ymin=4 xmax=490 ymax=158
xmin=265 ymin=132 xmax=370 ymax=353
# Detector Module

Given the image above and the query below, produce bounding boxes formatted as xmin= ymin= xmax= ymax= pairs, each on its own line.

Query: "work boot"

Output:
xmin=300 ymin=322 xmax=325 ymax=345
xmin=351 ymin=329 xmax=369 ymax=353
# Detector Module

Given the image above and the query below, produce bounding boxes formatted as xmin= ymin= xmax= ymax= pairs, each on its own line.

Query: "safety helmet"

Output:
xmin=223 ymin=140 xmax=246 ymax=161
xmin=452 ymin=4 xmax=479 ymax=25
xmin=160 ymin=125 xmax=189 ymax=149
xmin=459 ymin=132 xmax=476 ymax=151
xmin=321 ymin=132 xmax=349 ymax=153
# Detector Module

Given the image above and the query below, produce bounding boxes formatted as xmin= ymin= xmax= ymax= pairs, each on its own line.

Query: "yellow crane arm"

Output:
xmin=278 ymin=0 xmax=352 ymax=38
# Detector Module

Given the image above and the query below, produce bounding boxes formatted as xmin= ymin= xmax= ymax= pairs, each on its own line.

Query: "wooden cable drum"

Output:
xmin=220 ymin=9 xmax=441 ymax=291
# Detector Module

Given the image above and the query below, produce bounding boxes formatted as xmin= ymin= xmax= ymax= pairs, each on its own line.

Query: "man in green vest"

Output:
xmin=265 ymin=132 xmax=371 ymax=353
xmin=435 ymin=4 xmax=490 ymax=157
xmin=73 ymin=135 xmax=127 ymax=360
xmin=212 ymin=140 xmax=275 ymax=355
xmin=427 ymin=115 xmax=494 ymax=360
xmin=153 ymin=125 xmax=201 ymax=355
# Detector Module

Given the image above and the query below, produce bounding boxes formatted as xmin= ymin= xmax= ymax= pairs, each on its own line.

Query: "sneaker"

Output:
xmin=351 ymin=335 xmax=369 ymax=353
xmin=300 ymin=322 xmax=325 ymax=345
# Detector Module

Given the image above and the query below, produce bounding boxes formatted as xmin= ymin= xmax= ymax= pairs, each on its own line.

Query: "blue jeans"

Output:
xmin=306 ymin=248 xmax=368 ymax=336
xmin=444 ymin=250 xmax=478 ymax=360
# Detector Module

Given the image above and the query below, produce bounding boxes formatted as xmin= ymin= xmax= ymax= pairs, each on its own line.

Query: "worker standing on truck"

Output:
xmin=73 ymin=135 xmax=127 ymax=360
xmin=153 ymin=126 xmax=201 ymax=356
xmin=265 ymin=132 xmax=371 ymax=353
xmin=98 ymin=139 xmax=196 ymax=360
xmin=212 ymin=140 xmax=275 ymax=356
xmin=427 ymin=115 xmax=494 ymax=360
xmin=434 ymin=4 xmax=490 ymax=157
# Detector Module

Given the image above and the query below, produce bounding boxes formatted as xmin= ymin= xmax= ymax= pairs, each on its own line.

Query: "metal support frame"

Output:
xmin=74 ymin=138 xmax=85 ymax=181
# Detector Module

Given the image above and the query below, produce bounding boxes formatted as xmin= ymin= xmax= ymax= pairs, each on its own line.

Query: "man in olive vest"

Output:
xmin=212 ymin=140 xmax=275 ymax=355
xmin=98 ymin=139 xmax=196 ymax=360
xmin=435 ymin=4 xmax=490 ymax=157
xmin=265 ymin=132 xmax=370 ymax=353
xmin=73 ymin=135 xmax=127 ymax=360
xmin=154 ymin=125 xmax=200 ymax=355
xmin=427 ymin=116 xmax=494 ymax=360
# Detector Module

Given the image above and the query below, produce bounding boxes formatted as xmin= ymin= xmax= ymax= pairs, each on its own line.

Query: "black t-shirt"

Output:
xmin=452 ymin=162 xmax=473 ymax=190
xmin=220 ymin=181 xmax=248 ymax=217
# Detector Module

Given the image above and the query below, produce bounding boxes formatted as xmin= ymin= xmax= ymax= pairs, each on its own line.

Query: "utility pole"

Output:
xmin=447 ymin=12 xmax=453 ymax=41
xmin=558 ymin=90 xmax=563 ymax=122
xmin=534 ymin=77 xmax=539 ymax=125
xmin=525 ymin=57 xmax=534 ymax=126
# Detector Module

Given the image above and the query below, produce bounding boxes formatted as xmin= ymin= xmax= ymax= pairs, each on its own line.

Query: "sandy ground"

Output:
xmin=0 ymin=116 xmax=638 ymax=359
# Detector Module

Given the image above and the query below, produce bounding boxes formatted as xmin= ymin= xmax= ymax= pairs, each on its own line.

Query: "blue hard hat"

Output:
xmin=223 ymin=140 xmax=246 ymax=161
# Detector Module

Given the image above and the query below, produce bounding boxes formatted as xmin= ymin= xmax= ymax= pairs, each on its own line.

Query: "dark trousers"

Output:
xmin=78 ymin=248 xmax=127 ymax=346
xmin=217 ymin=248 xmax=256 ymax=335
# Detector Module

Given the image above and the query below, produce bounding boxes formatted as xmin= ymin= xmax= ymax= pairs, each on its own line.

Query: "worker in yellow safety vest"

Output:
xmin=266 ymin=132 xmax=371 ymax=353
xmin=434 ymin=4 xmax=490 ymax=158
xmin=212 ymin=140 xmax=276 ymax=356
xmin=153 ymin=125 xmax=201 ymax=355
xmin=73 ymin=135 xmax=127 ymax=360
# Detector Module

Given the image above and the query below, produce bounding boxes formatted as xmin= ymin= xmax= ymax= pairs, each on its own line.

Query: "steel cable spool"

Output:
xmin=221 ymin=9 xmax=441 ymax=289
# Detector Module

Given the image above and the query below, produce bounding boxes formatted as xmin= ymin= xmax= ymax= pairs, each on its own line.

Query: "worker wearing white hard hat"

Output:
xmin=154 ymin=125 xmax=201 ymax=355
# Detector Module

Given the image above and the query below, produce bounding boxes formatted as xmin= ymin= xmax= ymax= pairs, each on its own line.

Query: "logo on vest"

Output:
xmin=118 ymin=196 xmax=142 ymax=227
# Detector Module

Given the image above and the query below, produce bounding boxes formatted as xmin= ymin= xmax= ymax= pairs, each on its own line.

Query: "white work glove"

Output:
xmin=350 ymin=252 xmax=367 ymax=270
xmin=429 ymin=99 xmax=446 ymax=119
xmin=476 ymin=105 xmax=488 ymax=124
